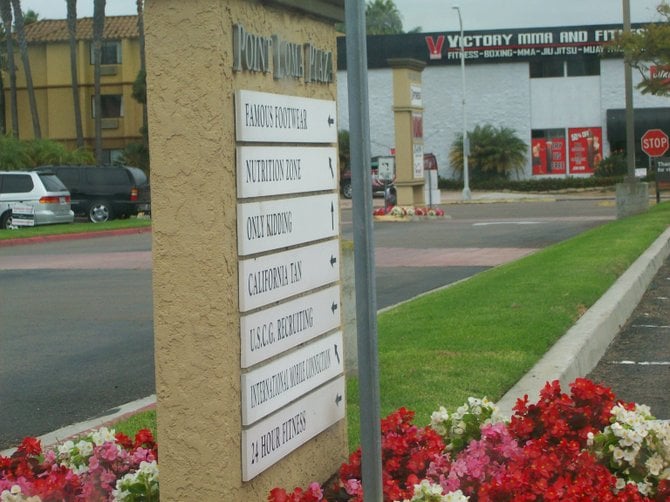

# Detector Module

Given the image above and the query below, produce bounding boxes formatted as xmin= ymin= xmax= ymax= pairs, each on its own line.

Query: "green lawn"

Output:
xmin=0 ymin=218 xmax=151 ymax=240
xmin=99 ymin=204 xmax=670 ymax=450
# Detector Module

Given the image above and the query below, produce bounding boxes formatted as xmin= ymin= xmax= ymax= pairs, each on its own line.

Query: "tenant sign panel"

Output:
xmin=235 ymin=90 xmax=337 ymax=143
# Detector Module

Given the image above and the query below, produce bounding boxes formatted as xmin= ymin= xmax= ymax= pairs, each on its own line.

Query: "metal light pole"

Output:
xmin=453 ymin=6 xmax=471 ymax=200
xmin=623 ymin=0 xmax=636 ymax=182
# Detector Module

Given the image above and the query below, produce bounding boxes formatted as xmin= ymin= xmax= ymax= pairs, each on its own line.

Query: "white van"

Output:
xmin=0 ymin=171 xmax=75 ymax=229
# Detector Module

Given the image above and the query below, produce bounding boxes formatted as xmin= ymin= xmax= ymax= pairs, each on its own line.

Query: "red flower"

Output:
xmin=17 ymin=437 xmax=42 ymax=456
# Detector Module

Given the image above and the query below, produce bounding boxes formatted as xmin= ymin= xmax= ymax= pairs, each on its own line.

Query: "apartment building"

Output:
xmin=3 ymin=15 xmax=143 ymax=164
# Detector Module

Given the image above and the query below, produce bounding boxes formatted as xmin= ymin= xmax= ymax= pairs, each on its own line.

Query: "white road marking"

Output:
xmin=473 ymin=221 xmax=541 ymax=226
xmin=611 ymin=361 xmax=670 ymax=365
xmin=631 ymin=324 xmax=670 ymax=329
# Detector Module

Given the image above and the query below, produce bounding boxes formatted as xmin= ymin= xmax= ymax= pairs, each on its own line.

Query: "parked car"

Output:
xmin=35 ymin=165 xmax=151 ymax=223
xmin=0 ymin=171 xmax=74 ymax=229
xmin=340 ymin=153 xmax=438 ymax=204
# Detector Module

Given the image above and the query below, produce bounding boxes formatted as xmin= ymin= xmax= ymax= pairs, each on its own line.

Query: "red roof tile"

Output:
xmin=24 ymin=15 xmax=139 ymax=43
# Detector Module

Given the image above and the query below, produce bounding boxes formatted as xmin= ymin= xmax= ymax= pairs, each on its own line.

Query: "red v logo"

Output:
xmin=425 ymin=35 xmax=445 ymax=60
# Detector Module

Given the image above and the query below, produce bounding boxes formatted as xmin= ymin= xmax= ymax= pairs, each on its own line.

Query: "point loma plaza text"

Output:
xmin=233 ymin=24 xmax=333 ymax=84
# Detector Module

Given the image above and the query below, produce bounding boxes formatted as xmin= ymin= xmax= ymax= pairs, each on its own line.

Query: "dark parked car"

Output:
xmin=35 ymin=165 xmax=150 ymax=223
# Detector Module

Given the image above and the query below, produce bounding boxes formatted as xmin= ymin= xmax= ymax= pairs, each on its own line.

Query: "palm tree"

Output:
xmin=0 ymin=0 xmax=18 ymax=137
xmin=66 ymin=0 xmax=84 ymax=148
xmin=365 ymin=0 xmax=403 ymax=35
xmin=136 ymin=0 xmax=147 ymax=147
xmin=10 ymin=0 xmax=41 ymax=138
xmin=92 ymin=0 xmax=105 ymax=164
xmin=450 ymin=124 xmax=528 ymax=182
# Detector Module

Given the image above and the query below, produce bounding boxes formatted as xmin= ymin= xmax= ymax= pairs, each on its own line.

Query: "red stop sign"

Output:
xmin=641 ymin=129 xmax=670 ymax=157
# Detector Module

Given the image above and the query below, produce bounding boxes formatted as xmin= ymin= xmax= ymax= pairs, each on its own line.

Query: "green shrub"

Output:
xmin=0 ymin=135 xmax=93 ymax=170
xmin=439 ymin=175 xmax=626 ymax=192
xmin=594 ymin=151 xmax=628 ymax=177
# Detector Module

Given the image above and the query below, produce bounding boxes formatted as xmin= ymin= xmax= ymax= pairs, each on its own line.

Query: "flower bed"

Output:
xmin=2 ymin=379 xmax=668 ymax=501
xmin=373 ymin=206 xmax=446 ymax=221
xmin=0 ymin=429 xmax=157 ymax=501
xmin=270 ymin=379 xmax=670 ymax=502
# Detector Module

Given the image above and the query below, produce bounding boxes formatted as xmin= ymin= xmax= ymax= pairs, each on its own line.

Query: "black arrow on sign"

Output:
xmin=331 ymin=202 xmax=335 ymax=230
xmin=331 ymin=301 xmax=338 ymax=314
xmin=334 ymin=344 xmax=340 ymax=364
xmin=335 ymin=393 xmax=343 ymax=406
xmin=327 ymin=115 xmax=335 ymax=127
xmin=329 ymin=157 xmax=334 ymax=178
xmin=330 ymin=255 xmax=337 ymax=267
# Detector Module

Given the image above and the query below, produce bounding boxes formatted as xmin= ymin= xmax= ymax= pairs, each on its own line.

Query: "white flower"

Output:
xmin=405 ymin=480 xmax=469 ymax=502
xmin=646 ymin=453 xmax=665 ymax=476
xmin=76 ymin=439 xmax=93 ymax=457
xmin=113 ymin=460 xmax=159 ymax=501
xmin=91 ymin=427 xmax=116 ymax=445
xmin=0 ymin=486 xmax=41 ymax=502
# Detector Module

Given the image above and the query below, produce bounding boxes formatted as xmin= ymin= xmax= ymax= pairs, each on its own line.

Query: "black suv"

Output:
xmin=35 ymin=165 xmax=150 ymax=223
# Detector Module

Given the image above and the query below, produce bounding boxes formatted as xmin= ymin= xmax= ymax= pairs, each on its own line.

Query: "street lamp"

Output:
xmin=453 ymin=5 xmax=471 ymax=200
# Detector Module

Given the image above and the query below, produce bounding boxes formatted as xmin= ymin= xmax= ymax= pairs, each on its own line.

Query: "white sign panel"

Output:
xmin=239 ymin=239 xmax=340 ymax=312
xmin=242 ymin=376 xmax=345 ymax=481
xmin=377 ymin=157 xmax=395 ymax=181
xmin=237 ymin=193 xmax=339 ymax=256
xmin=237 ymin=146 xmax=338 ymax=198
xmin=413 ymin=144 xmax=424 ymax=179
xmin=10 ymin=205 xmax=35 ymax=227
xmin=235 ymin=90 xmax=337 ymax=143
xmin=410 ymin=84 xmax=422 ymax=107
xmin=241 ymin=285 xmax=341 ymax=368
xmin=241 ymin=331 xmax=344 ymax=425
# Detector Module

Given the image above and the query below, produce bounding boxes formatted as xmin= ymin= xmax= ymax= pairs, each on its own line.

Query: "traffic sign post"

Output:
xmin=641 ymin=129 xmax=669 ymax=158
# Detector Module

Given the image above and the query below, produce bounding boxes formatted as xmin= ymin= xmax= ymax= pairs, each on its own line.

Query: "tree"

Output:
xmin=136 ymin=0 xmax=147 ymax=143
xmin=66 ymin=0 xmax=84 ymax=148
xmin=92 ymin=0 xmax=105 ymax=164
xmin=0 ymin=0 xmax=18 ymax=137
xmin=365 ymin=0 xmax=403 ymax=35
xmin=615 ymin=3 xmax=670 ymax=96
xmin=11 ymin=0 xmax=40 ymax=138
xmin=449 ymin=124 xmax=528 ymax=181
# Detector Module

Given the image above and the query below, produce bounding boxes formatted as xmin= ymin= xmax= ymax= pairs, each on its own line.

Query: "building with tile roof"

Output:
xmin=2 ymin=15 xmax=143 ymax=163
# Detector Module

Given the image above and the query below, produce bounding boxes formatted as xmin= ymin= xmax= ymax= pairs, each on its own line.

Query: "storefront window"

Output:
xmin=531 ymin=129 xmax=567 ymax=175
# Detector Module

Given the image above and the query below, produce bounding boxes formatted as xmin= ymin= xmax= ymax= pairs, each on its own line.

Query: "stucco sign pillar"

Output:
xmin=389 ymin=58 xmax=427 ymax=207
xmin=144 ymin=0 xmax=346 ymax=498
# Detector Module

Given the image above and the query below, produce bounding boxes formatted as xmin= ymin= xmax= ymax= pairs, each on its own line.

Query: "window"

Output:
xmin=90 ymin=41 xmax=122 ymax=64
xmin=531 ymin=129 xmax=567 ymax=175
xmin=530 ymin=60 xmax=564 ymax=78
xmin=106 ymin=149 xmax=125 ymax=165
xmin=0 ymin=174 xmax=34 ymax=194
xmin=567 ymin=58 xmax=600 ymax=77
xmin=92 ymin=95 xmax=124 ymax=118
xmin=531 ymin=58 xmax=601 ymax=78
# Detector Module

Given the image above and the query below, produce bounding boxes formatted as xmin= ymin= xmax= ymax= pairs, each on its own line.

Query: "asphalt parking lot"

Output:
xmin=588 ymin=256 xmax=670 ymax=419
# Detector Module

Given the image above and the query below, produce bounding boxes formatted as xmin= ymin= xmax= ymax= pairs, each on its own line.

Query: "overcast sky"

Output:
xmin=19 ymin=0 xmax=667 ymax=31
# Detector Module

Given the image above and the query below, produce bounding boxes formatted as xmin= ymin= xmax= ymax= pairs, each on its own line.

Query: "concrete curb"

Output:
xmin=496 ymin=226 xmax=670 ymax=417
xmin=0 ymin=395 xmax=157 ymax=457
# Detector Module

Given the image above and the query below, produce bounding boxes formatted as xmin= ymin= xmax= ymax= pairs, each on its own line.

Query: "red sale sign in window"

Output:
xmin=532 ymin=137 xmax=566 ymax=175
xmin=568 ymin=127 xmax=602 ymax=174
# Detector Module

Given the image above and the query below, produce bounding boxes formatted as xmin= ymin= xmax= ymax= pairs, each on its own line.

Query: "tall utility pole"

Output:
xmin=345 ymin=1 xmax=383 ymax=500
xmin=623 ymin=0 xmax=636 ymax=181
xmin=453 ymin=6 xmax=471 ymax=200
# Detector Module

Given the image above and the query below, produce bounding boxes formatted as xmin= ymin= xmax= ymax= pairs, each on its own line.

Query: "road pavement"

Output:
xmin=1 ymin=190 xmax=667 ymax=453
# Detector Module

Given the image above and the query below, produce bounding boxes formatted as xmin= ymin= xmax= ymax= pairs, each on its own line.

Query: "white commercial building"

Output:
xmin=336 ymin=23 xmax=670 ymax=180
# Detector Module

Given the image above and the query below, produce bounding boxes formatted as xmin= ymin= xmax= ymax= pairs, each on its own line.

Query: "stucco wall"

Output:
xmin=145 ymin=0 xmax=346 ymax=499
xmin=338 ymin=62 xmax=531 ymax=179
